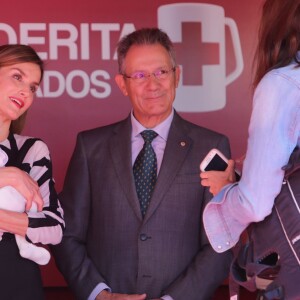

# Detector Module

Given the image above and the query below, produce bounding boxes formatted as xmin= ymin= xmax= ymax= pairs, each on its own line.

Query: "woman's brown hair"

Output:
xmin=254 ymin=0 xmax=300 ymax=87
xmin=0 ymin=44 xmax=44 ymax=134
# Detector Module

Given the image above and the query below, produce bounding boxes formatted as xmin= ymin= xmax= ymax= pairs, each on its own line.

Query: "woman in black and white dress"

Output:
xmin=0 ymin=44 xmax=64 ymax=299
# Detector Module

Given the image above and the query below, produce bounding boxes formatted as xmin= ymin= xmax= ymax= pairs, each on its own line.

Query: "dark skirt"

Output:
xmin=0 ymin=233 xmax=44 ymax=300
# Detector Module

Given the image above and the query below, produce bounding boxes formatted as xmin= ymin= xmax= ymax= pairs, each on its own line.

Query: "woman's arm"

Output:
xmin=0 ymin=210 xmax=28 ymax=236
xmin=203 ymin=71 xmax=300 ymax=252
xmin=24 ymin=139 xmax=65 ymax=245
xmin=0 ymin=165 xmax=43 ymax=237
xmin=0 ymin=136 xmax=64 ymax=245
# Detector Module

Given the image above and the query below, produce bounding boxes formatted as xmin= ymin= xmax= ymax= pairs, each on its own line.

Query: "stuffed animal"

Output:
xmin=0 ymin=148 xmax=50 ymax=265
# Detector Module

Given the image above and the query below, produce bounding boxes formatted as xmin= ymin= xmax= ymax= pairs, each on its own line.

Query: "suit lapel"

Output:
xmin=144 ymin=113 xmax=192 ymax=223
xmin=109 ymin=116 xmax=143 ymax=221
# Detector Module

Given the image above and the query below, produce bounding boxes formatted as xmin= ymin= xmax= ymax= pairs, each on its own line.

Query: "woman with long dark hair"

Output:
xmin=201 ymin=0 xmax=300 ymax=256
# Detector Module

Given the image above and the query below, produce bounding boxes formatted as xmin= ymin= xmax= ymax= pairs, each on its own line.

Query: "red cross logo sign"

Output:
xmin=158 ymin=3 xmax=243 ymax=112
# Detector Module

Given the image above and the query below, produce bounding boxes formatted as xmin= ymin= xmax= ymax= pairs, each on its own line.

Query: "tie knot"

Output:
xmin=141 ymin=130 xmax=158 ymax=143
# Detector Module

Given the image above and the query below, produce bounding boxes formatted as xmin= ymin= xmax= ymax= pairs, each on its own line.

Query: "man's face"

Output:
xmin=115 ymin=44 xmax=180 ymax=127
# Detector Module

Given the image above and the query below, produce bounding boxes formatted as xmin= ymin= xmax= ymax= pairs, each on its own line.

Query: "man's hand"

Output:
xmin=96 ymin=290 xmax=147 ymax=300
xmin=200 ymin=159 xmax=236 ymax=195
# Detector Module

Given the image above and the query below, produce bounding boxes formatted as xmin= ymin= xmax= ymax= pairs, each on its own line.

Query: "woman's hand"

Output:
xmin=200 ymin=159 xmax=236 ymax=196
xmin=0 ymin=166 xmax=43 ymax=211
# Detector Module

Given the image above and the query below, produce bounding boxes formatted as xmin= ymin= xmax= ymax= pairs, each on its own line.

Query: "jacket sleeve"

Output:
xmin=26 ymin=140 xmax=64 ymax=245
xmin=51 ymin=133 xmax=105 ymax=300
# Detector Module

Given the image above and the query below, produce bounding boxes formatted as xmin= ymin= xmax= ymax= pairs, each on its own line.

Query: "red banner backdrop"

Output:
xmin=0 ymin=0 xmax=262 ymax=286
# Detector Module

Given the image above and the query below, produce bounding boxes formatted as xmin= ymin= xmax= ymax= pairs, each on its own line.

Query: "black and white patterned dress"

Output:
xmin=0 ymin=133 xmax=64 ymax=299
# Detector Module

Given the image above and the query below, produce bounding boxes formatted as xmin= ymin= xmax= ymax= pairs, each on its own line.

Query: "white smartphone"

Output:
xmin=200 ymin=148 xmax=241 ymax=180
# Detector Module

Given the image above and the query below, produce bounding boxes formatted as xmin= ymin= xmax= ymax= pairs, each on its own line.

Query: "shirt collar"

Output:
xmin=131 ymin=109 xmax=174 ymax=141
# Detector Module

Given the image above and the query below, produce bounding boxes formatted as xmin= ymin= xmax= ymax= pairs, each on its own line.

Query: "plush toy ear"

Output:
xmin=0 ymin=148 xmax=8 ymax=166
xmin=15 ymin=235 xmax=51 ymax=265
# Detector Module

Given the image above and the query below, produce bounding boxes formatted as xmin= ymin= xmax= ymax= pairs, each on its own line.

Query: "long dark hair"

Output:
xmin=253 ymin=0 xmax=300 ymax=88
xmin=0 ymin=44 xmax=44 ymax=134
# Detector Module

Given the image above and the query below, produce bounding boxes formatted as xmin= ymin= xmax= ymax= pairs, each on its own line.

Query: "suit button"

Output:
xmin=140 ymin=234 xmax=148 ymax=241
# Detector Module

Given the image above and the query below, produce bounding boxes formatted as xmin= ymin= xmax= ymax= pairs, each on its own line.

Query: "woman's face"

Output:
xmin=0 ymin=62 xmax=41 ymax=124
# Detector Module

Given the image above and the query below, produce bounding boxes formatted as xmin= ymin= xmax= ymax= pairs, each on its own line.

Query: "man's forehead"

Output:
xmin=124 ymin=44 xmax=172 ymax=68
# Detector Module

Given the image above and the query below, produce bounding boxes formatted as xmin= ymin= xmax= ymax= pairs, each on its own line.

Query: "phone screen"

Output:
xmin=204 ymin=154 xmax=228 ymax=171
xmin=204 ymin=153 xmax=241 ymax=181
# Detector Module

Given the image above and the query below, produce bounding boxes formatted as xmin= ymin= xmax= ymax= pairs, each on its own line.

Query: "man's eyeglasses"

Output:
xmin=122 ymin=67 xmax=176 ymax=83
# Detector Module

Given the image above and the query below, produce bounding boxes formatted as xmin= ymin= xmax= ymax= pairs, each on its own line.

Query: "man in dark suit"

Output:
xmin=52 ymin=28 xmax=232 ymax=300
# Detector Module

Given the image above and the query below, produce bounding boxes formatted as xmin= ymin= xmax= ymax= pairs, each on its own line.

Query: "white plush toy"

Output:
xmin=0 ymin=148 xmax=50 ymax=265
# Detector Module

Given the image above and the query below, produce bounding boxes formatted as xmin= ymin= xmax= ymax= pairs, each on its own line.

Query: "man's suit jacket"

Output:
xmin=52 ymin=112 xmax=232 ymax=300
